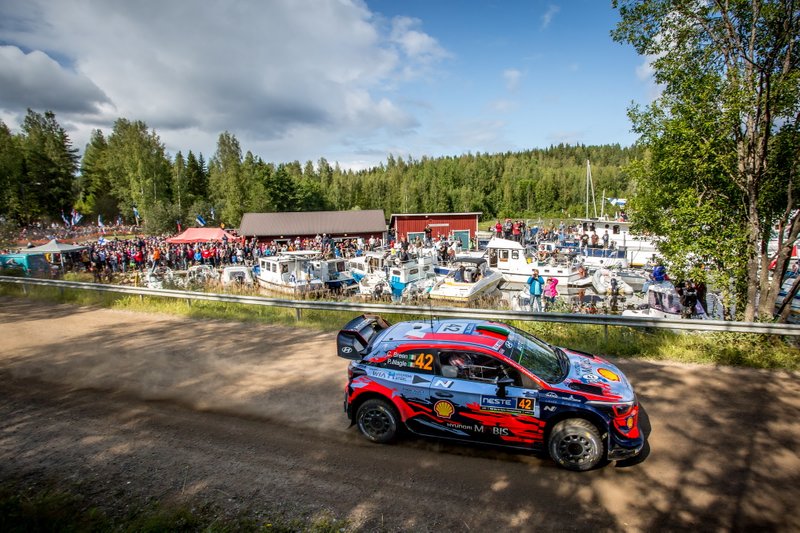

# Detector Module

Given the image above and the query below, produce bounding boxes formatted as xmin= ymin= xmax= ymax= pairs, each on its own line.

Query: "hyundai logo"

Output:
xmin=341 ymin=346 xmax=353 ymax=353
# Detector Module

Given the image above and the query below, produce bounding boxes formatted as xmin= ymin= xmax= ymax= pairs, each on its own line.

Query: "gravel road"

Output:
xmin=1 ymin=297 xmax=798 ymax=531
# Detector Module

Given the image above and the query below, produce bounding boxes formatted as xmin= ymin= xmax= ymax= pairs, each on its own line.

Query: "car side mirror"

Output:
xmin=441 ymin=365 xmax=458 ymax=378
xmin=495 ymin=376 xmax=515 ymax=398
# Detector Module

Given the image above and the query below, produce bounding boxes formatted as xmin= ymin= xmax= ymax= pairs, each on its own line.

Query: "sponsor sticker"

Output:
xmin=480 ymin=396 xmax=536 ymax=413
xmin=438 ymin=322 xmax=467 ymax=334
xmin=433 ymin=378 xmax=454 ymax=388
xmin=434 ymin=400 xmax=455 ymax=418
xmin=597 ymin=368 xmax=620 ymax=382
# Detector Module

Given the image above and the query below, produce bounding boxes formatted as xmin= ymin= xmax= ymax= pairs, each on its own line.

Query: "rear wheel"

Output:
xmin=356 ymin=399 xmax=399 ymax=444
xmin=548 ymin=419 xmax=603 ymax=471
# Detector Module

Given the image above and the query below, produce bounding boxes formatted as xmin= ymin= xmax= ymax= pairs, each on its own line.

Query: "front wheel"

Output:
xmin=356 ymin=399 xmax=399 ymax=444
xmin=548 ymin=419 xmax=603 ymax=471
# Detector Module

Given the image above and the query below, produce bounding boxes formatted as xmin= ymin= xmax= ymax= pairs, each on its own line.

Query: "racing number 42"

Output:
xmin=414 ymin=353 xmax=433 ymax=371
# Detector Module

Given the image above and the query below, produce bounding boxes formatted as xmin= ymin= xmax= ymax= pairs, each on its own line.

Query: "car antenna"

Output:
xmin=427 ymin=293 xmax=434 ymax=329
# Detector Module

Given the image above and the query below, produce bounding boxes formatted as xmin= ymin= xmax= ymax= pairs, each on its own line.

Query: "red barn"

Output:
xmin=389 ymin=212 xmax=481 ymax=249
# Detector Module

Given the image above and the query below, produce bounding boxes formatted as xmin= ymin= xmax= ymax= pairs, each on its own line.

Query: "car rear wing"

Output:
xmin=337 ymin=314 xmax=391 ymax=360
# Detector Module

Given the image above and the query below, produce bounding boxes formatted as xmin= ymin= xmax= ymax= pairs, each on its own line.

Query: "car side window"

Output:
xmin=382 ymin=349 xmax=436 ymax=374
xmin=439 ymin=351 xmax=521 ymax=384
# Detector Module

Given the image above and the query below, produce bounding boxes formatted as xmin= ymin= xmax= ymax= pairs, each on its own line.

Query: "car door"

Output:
xmin=371 ymin=347 xmax=435 ymax=426
xmin=430 ymin=350 xmax=545 ymax=448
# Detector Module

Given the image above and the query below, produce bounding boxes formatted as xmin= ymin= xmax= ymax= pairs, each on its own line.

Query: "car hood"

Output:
xmin=558 ymin=349 xmax=636 ymax=403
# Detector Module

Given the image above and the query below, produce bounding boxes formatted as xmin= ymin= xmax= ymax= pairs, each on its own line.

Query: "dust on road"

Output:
xmin=1 ymin=297 xmax=798 ymax=531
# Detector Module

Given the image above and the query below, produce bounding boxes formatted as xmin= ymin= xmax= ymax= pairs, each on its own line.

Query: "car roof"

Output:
xmin=374 ymin=318 xmax=512 ymax=353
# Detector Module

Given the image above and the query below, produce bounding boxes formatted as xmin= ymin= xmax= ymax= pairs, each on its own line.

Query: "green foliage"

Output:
xmin=208 ymin=131 xmax=245 ymax=227
xmin=612 ymin=0 xmax=800 ymax=320
xmin=103 ymin=118 xmax=172 ymax=226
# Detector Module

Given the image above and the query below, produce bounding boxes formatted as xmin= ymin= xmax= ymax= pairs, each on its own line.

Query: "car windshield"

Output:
xmin=499 ymin=327 xmax=568 ymax=384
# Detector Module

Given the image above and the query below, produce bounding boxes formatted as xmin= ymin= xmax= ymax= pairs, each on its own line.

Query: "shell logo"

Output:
xmin=598 ymin=368 xmax=620 ymax=382
xmin=434 ymin=400 xmax=455 ymax=419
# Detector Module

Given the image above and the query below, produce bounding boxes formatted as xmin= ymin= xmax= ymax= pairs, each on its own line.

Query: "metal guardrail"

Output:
xmin=2 ymin=275 xmax=799 ymax=336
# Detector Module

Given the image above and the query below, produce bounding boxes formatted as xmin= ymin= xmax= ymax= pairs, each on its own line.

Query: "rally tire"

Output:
xmin=356 ymin=398 xmax=400 ymax=444
xmin=548 ymin=418 xmax=603 ymax=471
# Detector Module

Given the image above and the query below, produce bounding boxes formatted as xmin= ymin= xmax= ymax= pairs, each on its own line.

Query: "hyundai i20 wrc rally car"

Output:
xmin=337 ymin=314 xmax=643 ymax=471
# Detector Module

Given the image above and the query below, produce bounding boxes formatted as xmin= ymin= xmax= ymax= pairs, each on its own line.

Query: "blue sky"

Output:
xmin=0 ymin=1 xmax=653 ymax=170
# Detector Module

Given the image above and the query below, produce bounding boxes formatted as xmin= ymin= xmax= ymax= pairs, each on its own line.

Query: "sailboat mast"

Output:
xmin=585 ymin=160 xmax=598 ymax=219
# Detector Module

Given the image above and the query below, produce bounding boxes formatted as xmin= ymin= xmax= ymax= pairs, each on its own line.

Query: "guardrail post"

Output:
xmin=604 ymin=324 xmax=609 ymax=344
xmin=22 ymin=282 xmax=27 ymax=296
xmin=295 ymin=308 xmax=302 ymax=321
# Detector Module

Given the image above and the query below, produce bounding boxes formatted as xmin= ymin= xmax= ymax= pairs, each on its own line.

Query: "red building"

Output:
xmin=389 ymin=212 xmax=482 ymax=248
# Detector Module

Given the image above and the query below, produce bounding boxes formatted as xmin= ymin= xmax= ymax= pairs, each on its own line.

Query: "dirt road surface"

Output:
xmin=1 ymin=297 xmax=799 ymax=531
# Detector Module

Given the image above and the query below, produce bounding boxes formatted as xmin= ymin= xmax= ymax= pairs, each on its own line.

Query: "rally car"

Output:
xmin=337 ymin=314 xmax=643 ymax=471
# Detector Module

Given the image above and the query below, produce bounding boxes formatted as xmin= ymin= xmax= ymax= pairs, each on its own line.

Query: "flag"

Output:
xmin=98 ymin=214 xmax=105 ymax=227
xmin=98 ymin=236 xmax=107 ymax=246
xmin=71 ymin=209 xmax=83 ymax=225
xmin=196 ymin=214 xmax=206 ymax=227
xmin=606 ymin=198 xmax=627 ymax=207
xmin=61 ymin=210 xmax=70 ymax=227
xmin=133 ymin=206 xmax=140 ymax=225
xmin=116 ymin=214 xmax=123 ymax=226
xmin=210 ymin=207 xmax=215 ymax=220
xmin=177 ymin=220 xmax=182 ymax=233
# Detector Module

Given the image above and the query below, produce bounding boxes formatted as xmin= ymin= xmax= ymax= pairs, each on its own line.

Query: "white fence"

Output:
xmin=2 ymin=275 xmax=799 ymax=336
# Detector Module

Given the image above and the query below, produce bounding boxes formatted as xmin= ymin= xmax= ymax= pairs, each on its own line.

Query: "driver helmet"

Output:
xmin=448 ymin=354 xmax=469 ymax=368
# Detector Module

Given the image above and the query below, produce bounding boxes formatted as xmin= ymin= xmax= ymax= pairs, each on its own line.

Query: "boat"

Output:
xmin=185 ymin=264 xmax=220 ymax=286
xmin=427 ymin=257 xmax=504 ymax=303
xmin=484 ymin=237 xmax=583 ymax=288
xmin=347 ymin=251 xmax=390 ymax=282
xmin=256 ymin=254 xmax=325 ymax=295
xmin=357 ymin=273 xmax=392 ymax=299
xmin=616 ymin=268 xmax=649 ymax=293
xmin=622 ymin=279 xmax=725 ymax=320
xmin=145 ymin=264 xmax=175 ymax=289
xmin=592 ymin=267 xmax=634 ymax=296
xmin=308 ymin=257 xmax=356 ymax=291
xmin=622 ymin=280 xmax=683 ymax=319
xmin=385 ymin=253 xmax=437 ymax=298
xmin=354 ymin=252 xmax=437 ymax=299
xmin=221 ymin=265 xmax=255 ymax=287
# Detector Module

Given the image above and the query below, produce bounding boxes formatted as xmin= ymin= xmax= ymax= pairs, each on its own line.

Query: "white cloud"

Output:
xmin=541 ymin=5 xmax=560 ymax=29
xmin=0 ymin=0 xmax=448 ymax=164
xmin=636 ymin=55 xmax=663 ymax=101
xmin=503 ymin=69 xmax=521 ymax=92
xmin=390 ymin=16 xmax=450 ymax=64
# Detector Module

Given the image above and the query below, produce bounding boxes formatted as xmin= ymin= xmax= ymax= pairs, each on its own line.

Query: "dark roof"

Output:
xmin=239 ymin=210 xmax=386 ymax=237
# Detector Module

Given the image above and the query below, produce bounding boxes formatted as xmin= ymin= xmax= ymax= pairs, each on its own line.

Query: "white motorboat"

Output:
xmin=308 ymin=257 xmax=356 ymax=291
xmin=185 ymin=264 xmax=220 ymax=286
xmin=592 ymin=267 xmax=634 ymax=296
xmin=357 ymin=273 xmax=391 ymax=299
xmin=221 ymin=265 xmax=254 ymax=287
xmin=256 ymin=254 xmax=324 ymax=295
xmin=622 ymin=280 xmax=724 ymax=319
xmin=347 ymin=251 xmax=390 ymax=282
xmin=354 ymin=252 xmax=437 ymax=299
xmin=427 ymin=257 xmax=504 ymax=303
xmin=484 ymin=237 xmax=583 ymax=288
xmin=145 ymin=264 xmax=174 ymax=289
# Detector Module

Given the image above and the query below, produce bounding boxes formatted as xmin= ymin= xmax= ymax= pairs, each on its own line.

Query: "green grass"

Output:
xmin=1 ymin=281 xmax=798 ymax=371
